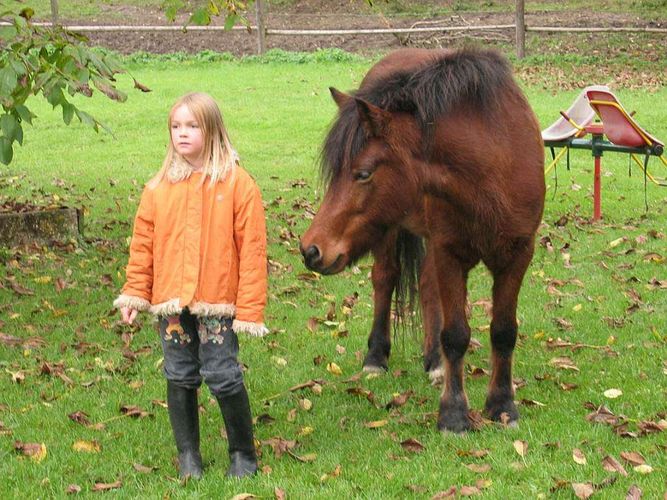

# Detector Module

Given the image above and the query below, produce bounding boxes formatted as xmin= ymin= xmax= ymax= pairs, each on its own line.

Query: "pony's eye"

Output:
xmin=353 ymin=170 xmax=373 ymax=182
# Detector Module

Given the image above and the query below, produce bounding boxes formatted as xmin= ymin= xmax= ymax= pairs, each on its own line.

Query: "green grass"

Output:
xmin=1 ymin=55 xmax=666 ymax=498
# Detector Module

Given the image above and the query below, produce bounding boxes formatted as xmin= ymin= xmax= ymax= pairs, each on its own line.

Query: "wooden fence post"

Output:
xmin=255 ymin=0 xmax=266 ymax=55
xmin=516 ymin=0 xmax=525 ymax=59
xmin=50 ymin=0 xmax=59 ymax=24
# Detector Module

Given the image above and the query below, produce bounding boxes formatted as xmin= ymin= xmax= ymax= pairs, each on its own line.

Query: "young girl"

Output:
xmin=113 ymin=92 xmax=268 ymax=480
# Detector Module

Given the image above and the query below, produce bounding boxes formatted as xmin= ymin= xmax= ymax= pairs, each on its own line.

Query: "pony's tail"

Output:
xmin=393 ymin=229 xmax=425 ymax=333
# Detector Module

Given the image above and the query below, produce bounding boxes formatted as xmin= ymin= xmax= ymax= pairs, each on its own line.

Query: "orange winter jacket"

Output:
xmin=113 ymin=164 xmax=268 ymax=336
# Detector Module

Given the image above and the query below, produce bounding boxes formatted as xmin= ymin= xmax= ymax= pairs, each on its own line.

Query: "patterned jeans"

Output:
xmin=158 ymin=309 xmax=244 ymax=397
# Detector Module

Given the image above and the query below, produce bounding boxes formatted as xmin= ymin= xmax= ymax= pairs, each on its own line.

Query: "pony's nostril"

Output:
xmin=303 ymin=245 xmax=321 ymax=267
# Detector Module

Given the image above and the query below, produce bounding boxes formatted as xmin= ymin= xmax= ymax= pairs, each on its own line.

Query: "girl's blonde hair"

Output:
xmin=148 ymin=92 xmax=237 ymax=189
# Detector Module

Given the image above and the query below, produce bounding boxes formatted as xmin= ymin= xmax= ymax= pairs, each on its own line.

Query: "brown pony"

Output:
xmin=300 ymin=48 xmax=545 ymax=432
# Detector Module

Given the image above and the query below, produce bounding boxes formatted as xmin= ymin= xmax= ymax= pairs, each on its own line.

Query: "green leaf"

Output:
xmin=14 ymin=105 xmax=35 ymax=125
xmin=163 ymin=0 xmax=185 ymax=22
xmin=190 ymin=8 xmax=211 ymax=26
xmin=0 ymin=66 xmax=18 ymax=96
xmin=0 ymin=137 xmax=13 ymax=165
xmin=0 ymin=113 xmax=20 ymax=144
xmin=75 ymin=108 xmax=98 ymax=132
xmin=224 ymin=13 xmax=240 ymax=31
xmin=62 ymin=102 xmax=75 ymax=125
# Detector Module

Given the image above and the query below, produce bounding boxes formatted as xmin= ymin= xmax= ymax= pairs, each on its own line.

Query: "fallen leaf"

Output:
xmin=14 ymin=441 xmax=47 ymax=462
xmin=229 ymin=495 xmax=256 ymax=500
xmin=572 ymin=448 xmax=587 ymax=465
xmin=620 ymin=451 xmax=646 ymax=466
xmin=119 ymin=405 xmax=151 ymax=419
xmin=601 ymin=455 xmax=627 ymax=476
xmin=431 ymin=486 xmax=458 ymax=498
xmin=625 ymin=484 xmax=642 ymax=500
xmin=572 ymin=482 xmax=594 ymax=499
xmin=633 ymin=464 xmax=653 ymax=474
xmin=298 ymin=398 xmax=313 ymax=411
xmin=460 ymin=485 xmax=481 ymax=496
xmin=603 ymin=388 xmax=623 ymax=399
xmin=68 ymin=410 xmax=91 ymax=426
xmin=465 ymin=463 xmax=491 ymax=473
xmin=549 ymin=356 xmax=579 ymax=371
xmin=274 ymin=487 xmax=286 ymax=500
xmin=326 ymin=362 xmax=342 ymax=376
xmin=65 ymin=484 xmax=81 ymax=494
xmin=385 ymin=390 xmax=413 ymax=409
xmin=72 ymin=440 xmax=101 ymax=453
xmin=365 ymin=419 xmax=388 ymax=429
xmin=319 ymin=464 xmax=342 ymax=482
xmin=513 ymin=440 xmax=528 ymax=458
xmin=400 ymin=438 xmax=425 ymax=453
xmin=132 ymin=463 xmax=157 ymax=474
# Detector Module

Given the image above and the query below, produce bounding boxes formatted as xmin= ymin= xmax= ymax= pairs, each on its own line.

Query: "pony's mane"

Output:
xmin=320 ymin=48 xmax=514 ymax=185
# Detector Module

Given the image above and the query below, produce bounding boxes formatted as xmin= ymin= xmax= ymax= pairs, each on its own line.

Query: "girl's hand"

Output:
xmin=120 ymin=306 xmax=138 ymax=325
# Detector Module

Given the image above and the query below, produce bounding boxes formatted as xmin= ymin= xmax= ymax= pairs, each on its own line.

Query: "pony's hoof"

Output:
xmin=484 ymin=399 xmax=520 ymax=426
xmin=428 ymin=366 xmax=444 ymax=386
xmin=437 ymin=417 xmax=471 ymax=434
xmin=362 ymin=364 xmax=386 ymax=374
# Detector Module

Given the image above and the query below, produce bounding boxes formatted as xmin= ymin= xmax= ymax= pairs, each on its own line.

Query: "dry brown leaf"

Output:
xmin=230 ymin=495 xmax=257 ymax=500
xmin=400 ymin=438 xmax=425 ymax=453
xmin=65 ymin=484 xmax=81 ymax=494
xmin=119 ymin=405 xmax=151 ymax=419
xmin=68 ymin=410 xmax=91 ymax=426
xmin=572 ymin=448 xmax=587 ymax=465
xmin=431 ymin=487 xmax=457 ymax=498
xmin=601 ymin=455 xmax=627 ymax=476
xmin=385 ymin=390 xmax=413 ymax=409
xmin=465 ymin=463 xmax=491 ymax=473
xmin=14 ymin=441 xmax=47 ymax=462
xmin=274 ymin=487 xmax=287 ymax=500
xmin=132 ymin=463 xmax=157 ymax=474
xmin=92 ymin=480 xmax=121 ymax=491
xmin=460 ymin=485 xmax=481 ymax=496
xmin=513 ymin=440 xmax=528 ymax=458
xmin=572 ymin=482 xmax=594 ymax=499
xmin=319 ymin=464 xmax=342 ymax=482
xmin=620 ymin=451 xmax=646 ymax=466
xmin=549 ymin=356 xmax=579 ymax=371
xmin=625 ymin=484 xmax=642 ymax=500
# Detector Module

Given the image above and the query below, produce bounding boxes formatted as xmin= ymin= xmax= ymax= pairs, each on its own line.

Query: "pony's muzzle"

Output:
xmin=301 ymin=244 xmax=322 ymax=271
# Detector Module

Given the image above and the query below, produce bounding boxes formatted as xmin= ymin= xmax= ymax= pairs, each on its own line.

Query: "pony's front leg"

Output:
xmin=484 ymin=239 xmax=535 ymax=425
xmin=362 ymin=230 xmax=400 ymax=372
xmin=419 ymin=250 xmax=444 ymax=384
xmin=434 ymin=249 xmax=473 ymax=433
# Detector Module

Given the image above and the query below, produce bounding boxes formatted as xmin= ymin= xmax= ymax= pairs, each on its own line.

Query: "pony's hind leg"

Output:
xmin=434 ymin=248 xmax=474 ymax=433
xmin=362 ymin=231 xmax=400 ymax=372
xmin=484 ymin=239 xmax=536 ymax=426
xmin=419 ymin=250 xmax=444 ymax=385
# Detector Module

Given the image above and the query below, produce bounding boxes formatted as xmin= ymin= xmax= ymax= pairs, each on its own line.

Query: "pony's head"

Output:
xmin=300 ymin=88 xmax=423 ymax=274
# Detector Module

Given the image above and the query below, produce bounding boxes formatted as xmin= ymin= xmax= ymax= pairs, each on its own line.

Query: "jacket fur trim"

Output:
xmin=232 ymin=319 xmax=269 ymax=337
xmin=113 ymin=294 xmax=151 ymax=311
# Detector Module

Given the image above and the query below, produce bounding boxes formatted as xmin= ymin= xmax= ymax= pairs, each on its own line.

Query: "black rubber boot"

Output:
xmin=167 ymin=382 xmax=203 ymax=479
xmin=216 ymin=386 xmax=258 ymax=478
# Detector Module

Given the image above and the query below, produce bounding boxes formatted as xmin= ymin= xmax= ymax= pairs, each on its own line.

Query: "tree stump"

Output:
xmin=0 ymin=207 xmax=83 ymax=246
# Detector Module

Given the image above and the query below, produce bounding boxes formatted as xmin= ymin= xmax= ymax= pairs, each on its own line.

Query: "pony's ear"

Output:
xmin=355 ymin=98 xmax=391 ymax=138
xmin=329 ymin=87 xmax=351 ymax=108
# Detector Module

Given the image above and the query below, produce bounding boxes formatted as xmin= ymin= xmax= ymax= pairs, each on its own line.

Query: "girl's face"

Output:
xmin=171 ymin=105 xmax=205 ymax=168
